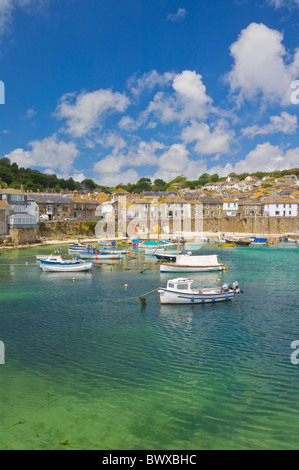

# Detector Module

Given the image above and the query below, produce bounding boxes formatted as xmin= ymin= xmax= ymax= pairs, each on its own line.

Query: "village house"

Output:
xmin=238 ymin=199 xmax=263 ymax=217
xmin=0 ymin=189 xmax=38 ymax=229
xmin=27 ymin=193 xmax=72 ymax=221
xmin=0 ymin=199 xmax=13 ymax=235
xmin=262 ymin=198 xmax=298 ymax=217
xmin=222 ymin=199 xmax=239 ymax=216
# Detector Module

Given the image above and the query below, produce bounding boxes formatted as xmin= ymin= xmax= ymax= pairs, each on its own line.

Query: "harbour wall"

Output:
xmin=203 ymin=216 xmax=299 ymax=235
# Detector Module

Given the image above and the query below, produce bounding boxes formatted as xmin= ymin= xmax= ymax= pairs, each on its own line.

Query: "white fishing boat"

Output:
xmin=40 ymin=255 xmax=92 ymax=272
xmin=160 ymin=254 xmax=225 ymax=273
xmin=40 ymin=261 xmax=92 ymax=272
xmin=158 ymin=278 xmax=243 ymax=304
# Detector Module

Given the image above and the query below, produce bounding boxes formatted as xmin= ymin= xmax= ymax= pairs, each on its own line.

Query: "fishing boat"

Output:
xmin=160 ymin=254 xmax=225 ymax=273
xmin=40 ymin=261 xmax=92 ymax=272
xmin=98 ymin=241 xmax=117 ymax=247
xmin=155 ymin=253 xmax=179 ymax=262
xmin=68 ymin=243 xmax=87 ymax=251
xmin=158 ymin=278 xmax=243 ymax=304
xmin=218 ymin=242 xmax=235 ymax=248
xmin=40 ymin=255 xmax=92 ymax=272
xmin=225 ymin=238 xmax=251 ymax=246
xmin=250 ymin=237 xmax=268 ymax=246
xmin=79 ymin=248 xmax=122 ymax=259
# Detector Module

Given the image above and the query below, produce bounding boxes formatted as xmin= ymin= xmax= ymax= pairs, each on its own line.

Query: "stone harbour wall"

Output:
xmin=203 ymin=216 xmax=299 ymax=235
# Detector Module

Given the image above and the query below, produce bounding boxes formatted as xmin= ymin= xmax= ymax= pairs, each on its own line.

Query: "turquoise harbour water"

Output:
xmin=0 ymin=243 xmax=298 ymax=450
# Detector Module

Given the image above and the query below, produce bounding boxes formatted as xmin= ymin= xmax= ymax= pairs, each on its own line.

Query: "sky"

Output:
xmin=0 ymin=0 xmax=299 ymax=186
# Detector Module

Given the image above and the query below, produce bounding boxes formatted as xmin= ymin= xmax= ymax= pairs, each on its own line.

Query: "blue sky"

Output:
xmin=0 ymin=0 xmax=299 ymax=186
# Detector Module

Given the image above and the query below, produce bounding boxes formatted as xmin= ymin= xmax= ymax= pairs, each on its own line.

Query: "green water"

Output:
xmin=0 ymin=243 xmax=298 ymax=450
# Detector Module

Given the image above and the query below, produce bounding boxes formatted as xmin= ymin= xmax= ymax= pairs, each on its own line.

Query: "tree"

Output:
xmin=153 ymin=179 xmax=167 ymax=191
xmin=82 ymin=178 xmax=97 ymax=190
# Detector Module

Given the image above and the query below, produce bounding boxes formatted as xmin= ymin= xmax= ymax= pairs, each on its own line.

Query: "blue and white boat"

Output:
xmin=79 ymin=248 xmax=122 ymax=259
xmin=250 ymin=238 xmax=268 ymax=246
xmin=158 ymin=278 xmax=243 ymax=304
xmin=40 ymin=255 xmax=92 ymax=272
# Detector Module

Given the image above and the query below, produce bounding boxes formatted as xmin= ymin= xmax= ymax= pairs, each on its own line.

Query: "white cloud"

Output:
xmin=227 ymin=22 xmax=299 ymax=106
xmin=24 ymin=108 xmax=37 ymax=119
xmin=0 ymin=0 xmax=48 ymax=38
xmin=152 ymin=143 xmax=207 ymax=182
xmin=145 ymin=70 xmax=213 ymax=124
xmin=127 ymin=70 xmax=175 ymax=97
xmin=267 ymin=0 xmax=299 ymax=8
xmin=208 ymin=142 xmax=299 ymax=175
xmin=94 ymin=139 xmax=165 ymax=177
xmin=4 ymin=134 xmax=79 ymax=176
xmin=242 ymin=112 xmax=298 ymax=137
xmin=94 ymin=169 xmax=139 ymax=187
xmin=71 ymin=172 xmax=86 ymax=183
xmin=55 ymin=89 xmax=130 ymax=138
xmin=182 ymin=119 xmax=234 ymax=154
xmin=167 ymin=8 xmax=187 ymax=22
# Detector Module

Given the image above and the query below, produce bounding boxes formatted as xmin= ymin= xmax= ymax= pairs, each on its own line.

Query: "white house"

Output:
xmin=222 ymin=200 xmax=238 ymax=216
xmin=263 ymin=200 xmax=298 ymax=217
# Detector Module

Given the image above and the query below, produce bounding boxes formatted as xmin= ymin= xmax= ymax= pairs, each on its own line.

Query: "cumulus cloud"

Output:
xmin=0 ymin=0 xmax=48 ymax=38
xmin=127 ymin=70 xmax=175 ymax=97
xmin=242 ymin=112 xmax=298 ymax=137
xmin=182 ymin=119 xmax=234 ymax=154
xmin=55 ymin=89 xmax=130 ymax=138
xmin=4 ymin=134 xmax=79 ymax=176
xmin=208 ymin=142 xmax=299 ymax=175
xmin=145 ymin=70 xmax=213 ymax=124
xmin=226 ymin=22 xmax=299 ymax=106
xmin=167 ymin=8 xmax=187 ymax=22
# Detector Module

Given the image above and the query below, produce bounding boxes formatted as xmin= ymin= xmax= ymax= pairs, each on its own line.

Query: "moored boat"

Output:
xmin=68 ymin=243 xmax=87 ymax=251
xmin=79 ymin=248 xmax=122 ymax=259
xmin=250 ymin=237 xmax=268 ymax=246
xmin=218 ymin=242 xmax=236 ymax=248
xmin=40 ymin=255 xmax=92 ymax=272
xmin=158 ymin=278 xmax=243 ymax=304
xmin=160 ymin=254 xmax=225 ymax=273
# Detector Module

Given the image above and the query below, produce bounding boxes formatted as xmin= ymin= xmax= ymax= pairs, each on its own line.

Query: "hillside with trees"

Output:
xmin=0 ymin=157 xmax=298 ymax=194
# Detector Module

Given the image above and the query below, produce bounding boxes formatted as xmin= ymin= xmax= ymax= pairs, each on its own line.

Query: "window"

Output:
xmin=206 ymin=210 xmax=209 ymax=215
xmin=206 ymin=204 xmax=209 ymax=208
xmin=217 ymin=204 xmax=220 ymax=209
xmin=289 ymin=211 xmax=292 ymax=215
xmin=275 ymin=211 xmax=279 ymax=215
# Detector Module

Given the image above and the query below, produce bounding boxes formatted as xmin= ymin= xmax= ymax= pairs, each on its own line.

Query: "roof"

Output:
xmin=27 ymin=193 xmax=71 ymax=204
xmin=0 ymin=200 xmax=13 ymax=210
xmin=112 ymin=188 xmax=130 ymax=195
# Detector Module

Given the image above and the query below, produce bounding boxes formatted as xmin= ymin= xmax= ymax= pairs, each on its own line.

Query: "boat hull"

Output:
xmin=160 ymin=263 xmax=224 ymax=273
xmin=158 ymin=288 xmax=235 ymax=304
xmin=79 ymin=252 xmax=122 ymax=259
xmin=41 ymin=262 xmax=92 ymax=272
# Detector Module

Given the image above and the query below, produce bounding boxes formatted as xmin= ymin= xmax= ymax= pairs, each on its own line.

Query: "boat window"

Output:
xmin=177 ymin=284 xmax=188 ymax=290
xmin=168 ymin=283 xmax=175 ymax=289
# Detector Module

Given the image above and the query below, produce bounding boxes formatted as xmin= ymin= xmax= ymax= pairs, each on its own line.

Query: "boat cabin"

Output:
xmin=166 ymin=278 xmax=194 ymax=292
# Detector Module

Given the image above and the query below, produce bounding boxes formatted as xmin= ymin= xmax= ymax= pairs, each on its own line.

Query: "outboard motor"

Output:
xmin=222 ymin=283 xmax=230 ymax=292
xmin=232 ymin=281 xmax=243 ymax=294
